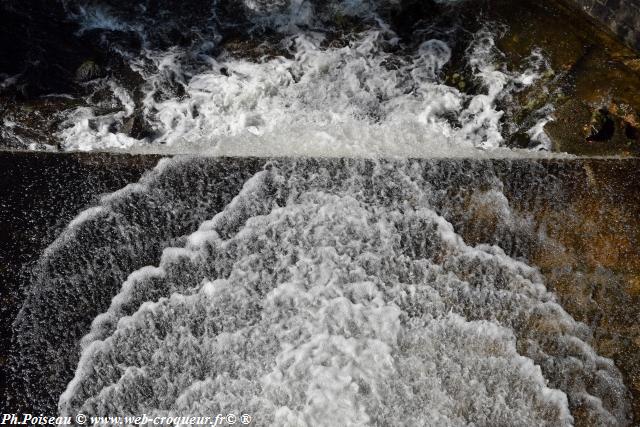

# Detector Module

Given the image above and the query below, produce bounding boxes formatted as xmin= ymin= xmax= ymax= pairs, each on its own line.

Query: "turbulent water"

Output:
xmin=12 ymin=158 xmax=632 ymax=425
xmin=40 ymin=0 xmax=554 ymax=155
xmin=8 ymin=0 xmax=635 ymax=425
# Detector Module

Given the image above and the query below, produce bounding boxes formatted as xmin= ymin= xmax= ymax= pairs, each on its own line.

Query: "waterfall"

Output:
xmin=12 ymin=158 xmax=632 ymax=425
xmin=5 ymin=0 xmax=637 ymax=425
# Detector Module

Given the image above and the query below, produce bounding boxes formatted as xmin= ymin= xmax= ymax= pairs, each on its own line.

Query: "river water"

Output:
xmin=7 ymin=0 xmax=636 ymax=425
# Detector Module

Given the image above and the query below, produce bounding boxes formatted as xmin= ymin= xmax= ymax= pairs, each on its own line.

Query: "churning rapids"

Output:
xmin=6 ymin=0 xmax=635 ymax=426
xmin=19 ymin=0 xmax=556 ymax=155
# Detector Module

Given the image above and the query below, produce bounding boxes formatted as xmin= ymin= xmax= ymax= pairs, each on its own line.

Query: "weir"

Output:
xmin=2 ymin=153 xmax=639 ymax=424
xmin=1 ymin=0 xmax=640 ymax=425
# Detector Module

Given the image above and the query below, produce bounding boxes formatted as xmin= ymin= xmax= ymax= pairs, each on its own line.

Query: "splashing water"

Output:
xmin=9 ymin=1 xmax=632 ymax=425
xmin=54 ymin=0 xmax=553 ymax=155
xmin=12 ymin=158 xmax=632 ymax=425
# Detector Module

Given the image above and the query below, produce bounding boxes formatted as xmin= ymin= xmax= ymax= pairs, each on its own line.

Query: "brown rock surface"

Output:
xmin=484 ymin=0 xmax=640 ymax=154
xmin=458 ymin=158 xmax=640 ymax=423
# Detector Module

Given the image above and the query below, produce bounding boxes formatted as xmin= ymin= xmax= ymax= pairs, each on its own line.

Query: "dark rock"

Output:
xmin=386 ymin=0 xmax=443 ymax=38
xmin=121 ymin=112 xmax=153 ymax=140
xmin=0 ymin=96 xmax=84 ymax=149
xmin=75 ymin=60 xmax=103 ymax=82
xmin=546 ymin=99 xmax=640 ymax=155
xmin=80 ymin=28 xmax=144 ymax=55
xmin=625 ymin=121 xmax=639 ymax=141
xmin=73 ymin=0 xmax=219 ymax=50
xmin=586 ymin=108 xmax=616 ymax=142
xmin=0 ymin=0 xmax=98 ymax=98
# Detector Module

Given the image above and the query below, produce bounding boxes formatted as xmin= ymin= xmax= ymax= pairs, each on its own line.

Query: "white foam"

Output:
xmin=58 ymin=164 xmax=630 ymax=425
xmin=57 ymin=9 xmax=550 ymax=157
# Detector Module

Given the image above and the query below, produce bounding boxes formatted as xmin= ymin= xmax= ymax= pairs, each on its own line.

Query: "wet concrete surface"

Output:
xmin=0 ymin=151 xmax=162 ymax=410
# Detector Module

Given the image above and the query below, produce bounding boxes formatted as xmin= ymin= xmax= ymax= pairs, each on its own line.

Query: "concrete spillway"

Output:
xmin=1 ymin=152 xmax=639 ymax=424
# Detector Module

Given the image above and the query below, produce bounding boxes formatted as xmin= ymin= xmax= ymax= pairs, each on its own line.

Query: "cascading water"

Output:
xmin=7 ymin=0 xmax=636 ymax=425
xmin=12 ymin=159 xmax=634 ymax=425
xmin=45 ymin=0 xmax=554 ymax=154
